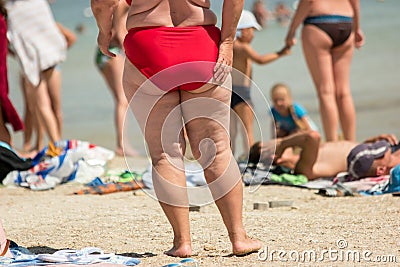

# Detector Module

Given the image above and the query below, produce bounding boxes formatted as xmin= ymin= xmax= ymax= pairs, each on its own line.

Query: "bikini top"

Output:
xmin=126 ymin=0 xmax=132 ymax=5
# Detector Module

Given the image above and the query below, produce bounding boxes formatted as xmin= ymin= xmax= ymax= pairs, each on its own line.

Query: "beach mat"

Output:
xmin=73 ymin=181 xmax=144 ymax=195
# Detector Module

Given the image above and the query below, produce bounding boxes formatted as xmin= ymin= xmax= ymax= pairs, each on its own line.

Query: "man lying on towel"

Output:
xmin=248 ymin=130 xmax=400 ymax=180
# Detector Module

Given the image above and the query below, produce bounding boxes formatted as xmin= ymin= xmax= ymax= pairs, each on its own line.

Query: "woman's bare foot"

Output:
xmin=231 ymin=235 xmax=263 ymax=256
xmin=164 ymin=243 xmax=192 ymax=258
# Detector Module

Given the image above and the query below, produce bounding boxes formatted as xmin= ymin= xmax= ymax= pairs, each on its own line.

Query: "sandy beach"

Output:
xmin=1 ymin=155 xmax=399 ymax=267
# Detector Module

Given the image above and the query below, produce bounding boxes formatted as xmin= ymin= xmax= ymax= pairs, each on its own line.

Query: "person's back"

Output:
xmin=232 ymin=41 xmax=252 ymax=87
xmin=92 ymin=0 xmax=262 ymax=258
xmin=126 ymin=0 xmax=217 ymax=28
xmin=305 ymin=0 xmax=353 ymax=17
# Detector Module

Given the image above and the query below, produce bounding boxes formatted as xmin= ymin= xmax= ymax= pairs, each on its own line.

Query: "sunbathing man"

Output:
xmin=249 ymin=130 xmax=400 ymax=180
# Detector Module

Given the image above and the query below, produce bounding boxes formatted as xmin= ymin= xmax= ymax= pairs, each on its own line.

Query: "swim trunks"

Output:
xmin=304 ymin=15 xmax=353 ymax=48
xmin=231 ymin=85 xmax=252 ymax=109
xmin=124 ymin=25 xmax=220 ymax=91
xmin=95 ymin=46 xmax=122 ymax=70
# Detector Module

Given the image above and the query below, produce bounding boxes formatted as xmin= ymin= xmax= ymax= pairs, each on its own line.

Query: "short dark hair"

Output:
xmin=248 ymin=141 xmax=262 ymax=165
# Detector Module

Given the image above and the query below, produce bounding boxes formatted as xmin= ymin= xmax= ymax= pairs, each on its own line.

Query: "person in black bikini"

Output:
xmin=284 ymin=0 xmax=364 ymax=142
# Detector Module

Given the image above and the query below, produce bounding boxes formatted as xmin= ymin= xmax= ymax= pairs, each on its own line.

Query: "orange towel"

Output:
xmin=73 ymin=181 xmax=144 ymax=195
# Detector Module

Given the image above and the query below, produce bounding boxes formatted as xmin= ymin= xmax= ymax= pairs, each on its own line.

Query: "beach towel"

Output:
xmin=2 ymin=140 xmax=114 ymax=190
xmin=239 ymin=162 xmax=391 ymax=197
xmin=6 ymin=0 xmax=67 ymax=86
xmin=73 ymin=181 xmax=145 ymax=195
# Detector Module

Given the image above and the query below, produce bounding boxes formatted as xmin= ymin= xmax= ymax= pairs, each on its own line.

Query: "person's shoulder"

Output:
xmin=293 ymin=102 xmax=308 ymax=114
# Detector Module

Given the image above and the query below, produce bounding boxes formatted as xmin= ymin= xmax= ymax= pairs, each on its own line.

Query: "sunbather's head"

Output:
xmin=249 ymin=141 xmax=262 ymax=165
xmin=347 ymin=140 xmax=391 ymax=179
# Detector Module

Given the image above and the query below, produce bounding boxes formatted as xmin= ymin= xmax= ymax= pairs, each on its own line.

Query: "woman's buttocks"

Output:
xmin=126 ymin=0 xmax=217 ymax=28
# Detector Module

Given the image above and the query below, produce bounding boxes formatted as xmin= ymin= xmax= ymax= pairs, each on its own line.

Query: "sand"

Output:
xmin=1 ymin=155 xmax=399 ymax=267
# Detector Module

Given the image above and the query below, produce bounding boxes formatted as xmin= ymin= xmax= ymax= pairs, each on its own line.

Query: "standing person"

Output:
xmin=230 ymin=10 xmax=289 ymax=157
xmin=6 ymin=0 xmax=67 ymax=150
xmin=284 ymin=0 xmax=364 ymax=142
xmin=0 ymin=0 xmax=23 ymax=146
xmin=91 ymin=0 xmax=262 ymax=258
xmin=252 ymin=0 xmax=270 ymax=28
xmin=21 ymin=22 xmax=76 ymax=152
xmin=94 ymin=1 xmax=137 ymax=157
xmin=270 ymin=83 xmax=317 ymax=138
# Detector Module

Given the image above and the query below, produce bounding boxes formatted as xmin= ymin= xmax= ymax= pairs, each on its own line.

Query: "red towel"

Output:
xmin=0 ymin=15 xmax=23 ymax=131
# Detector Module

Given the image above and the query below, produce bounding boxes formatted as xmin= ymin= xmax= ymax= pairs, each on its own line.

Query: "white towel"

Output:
xmin=6 ymin=0 xmax=67 ymax=86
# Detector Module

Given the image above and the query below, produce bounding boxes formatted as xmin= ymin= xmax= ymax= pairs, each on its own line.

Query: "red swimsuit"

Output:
xmin=124 ymin=25 xmax=221 ymax=91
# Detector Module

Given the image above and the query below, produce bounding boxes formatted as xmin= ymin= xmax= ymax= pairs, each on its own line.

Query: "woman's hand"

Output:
xmin=214 ymin=40 xmax=233 ymax=83
xmin=97 ymin=30 xmax=115 ymax=57
xmin=354 ymin=28 xmax=365 ymax=49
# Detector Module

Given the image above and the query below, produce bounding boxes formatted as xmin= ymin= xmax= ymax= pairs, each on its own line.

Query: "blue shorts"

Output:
xmin=231 ymin=85 xmax=253 ymax=109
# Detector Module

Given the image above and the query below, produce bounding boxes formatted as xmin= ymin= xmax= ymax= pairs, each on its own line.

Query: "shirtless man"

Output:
xmin=91 ymin=0 xmax=262 ymax=258
xmin=249 ymin=130 xmax=399 ymax=180
xmin=285 ymin=0 xmax=364 ymax=142
xmin=231 ymin=10 xmax=289 ymax=157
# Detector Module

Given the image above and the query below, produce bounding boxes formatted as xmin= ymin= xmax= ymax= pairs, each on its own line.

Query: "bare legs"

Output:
xmin=47 ymin=68 xmax=63 ymax=135
xmin=99 ymin=53 xmax=137 ymax=156
xmin=0 ymin=103 xmax=11 ymax=145
xmin=21 ymin=68 xmax=61 ymax=151
xmin=301 ymin=25 xmax=356 ymax=141
xmin=182 ymin=87 xmax=262 ymax=255
xmin=230 ymin=102 xmax=254 ymax=157
xmin=123 ymin=61 xmax=261 ymax=257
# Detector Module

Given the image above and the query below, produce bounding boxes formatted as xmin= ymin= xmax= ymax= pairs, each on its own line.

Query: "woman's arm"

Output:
xmin=56 ymin=23 xmax=77 ymax=49
xmin=214 ymin=0 xmax=244 ymax=82
xmin=285 ymin=0 xmax=310 ymax=48
xmin=349 ymin=0 xmax=364 ymax=48
xmin=91 ymin=0 xmax=120 ymax=57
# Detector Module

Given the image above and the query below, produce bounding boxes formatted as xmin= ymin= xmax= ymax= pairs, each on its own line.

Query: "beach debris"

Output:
xmin=253 ymin=202 xmax=269 ymax=210
xmin=268 ymin=200 xmax=293 ymax=208
xmin=189 ymin=205 xmax=201 ymax=212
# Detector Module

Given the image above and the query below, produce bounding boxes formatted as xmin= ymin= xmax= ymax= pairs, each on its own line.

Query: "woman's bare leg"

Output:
xmin=229 ymin=110 xmax=238 ymax=154
xmin=21 ymin=75 xmax=33 ymax=151
xmin=47 ymin=68 xmax=63 ymax=136
xmin=302 ymin=26 xmax=339 ymax=141
xmin=233 ymin=102 xmax=254 ymax=155
xmin=123 ymin=61 xmax=191 ymax=257
xmin=100 ymin=55 xmax=138 ymax=156
xmin=181 ymin=84 xmax=262 ymax=255
xmin=26 ymin=69 xmax=61 ymax=144
xmin=332 ymin=35 xmax=356 ymax=141
xmin=0 ymin=104 xmax=11 ymax=145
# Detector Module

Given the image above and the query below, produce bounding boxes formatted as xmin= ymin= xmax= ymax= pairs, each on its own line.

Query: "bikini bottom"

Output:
xmin=124 ymin=25 xmax=221 ymax=91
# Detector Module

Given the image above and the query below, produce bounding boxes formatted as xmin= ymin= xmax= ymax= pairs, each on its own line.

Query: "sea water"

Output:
xmin=6 ymin=0 xmax=400 ymax=156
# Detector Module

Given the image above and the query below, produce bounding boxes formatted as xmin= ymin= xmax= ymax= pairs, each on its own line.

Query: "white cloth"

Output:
xmin=6 ymin=0 xmax=67 ymax=86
